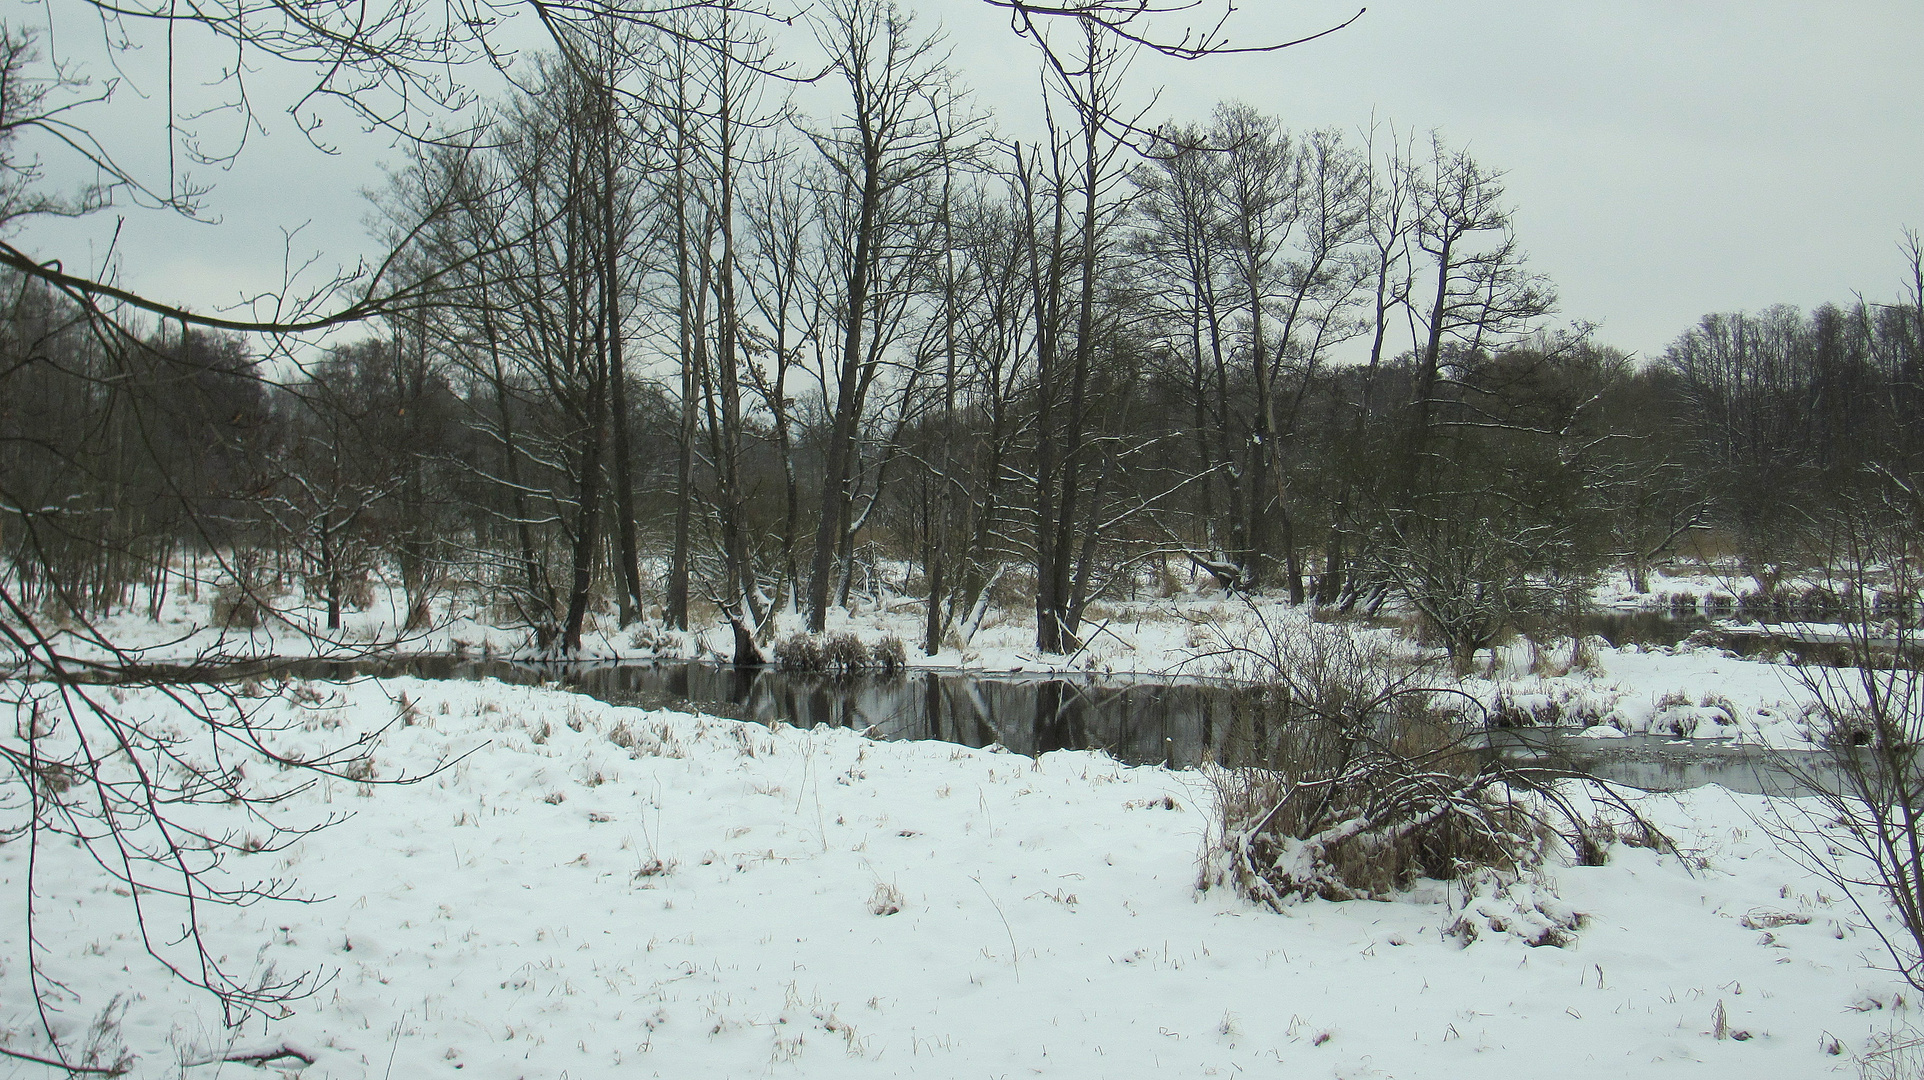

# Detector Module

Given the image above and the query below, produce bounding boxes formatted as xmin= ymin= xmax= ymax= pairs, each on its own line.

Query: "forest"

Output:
xmin=3 ymin=0 xmax=1919 ymax=672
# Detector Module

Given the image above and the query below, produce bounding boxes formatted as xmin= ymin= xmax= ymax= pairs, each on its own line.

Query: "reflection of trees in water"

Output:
xmin=577 ymin=663 xmax=1232 ymax=765
xmin=1030 ymin=682 xmax=1081 ymax=756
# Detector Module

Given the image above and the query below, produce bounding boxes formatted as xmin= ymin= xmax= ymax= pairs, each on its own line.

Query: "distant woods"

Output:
xmin=3 ymin=1 xmax=1921 ymax=664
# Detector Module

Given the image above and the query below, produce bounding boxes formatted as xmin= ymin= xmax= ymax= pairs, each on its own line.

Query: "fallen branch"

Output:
xmin=182 ymin=1042 xmax=317 ymax=1069
xmin=0 ymin=1044 xmax=128 ymax=1075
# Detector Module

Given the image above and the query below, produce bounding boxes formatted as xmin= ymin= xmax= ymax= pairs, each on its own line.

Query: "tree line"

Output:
xmin=4 ymin=2 xmax=1921 ymax=673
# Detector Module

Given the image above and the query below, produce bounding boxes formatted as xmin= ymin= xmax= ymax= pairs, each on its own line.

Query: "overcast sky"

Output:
xmin=14 ymin=0 xmax=1922 ymax=362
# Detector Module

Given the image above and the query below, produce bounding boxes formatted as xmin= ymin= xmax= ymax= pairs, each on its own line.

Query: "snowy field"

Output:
xmin=3 ymin=674 xmax=1916 ymax=1079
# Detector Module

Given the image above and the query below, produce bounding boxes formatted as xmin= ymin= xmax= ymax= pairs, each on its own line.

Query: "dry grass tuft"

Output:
xmin=867 ymin=881 xmax=905 ymax=916
xmin=1858 ymin=1025 xmax=1924 ymax=1080
xmin=775 ymin=631 xmax=907 ymax=674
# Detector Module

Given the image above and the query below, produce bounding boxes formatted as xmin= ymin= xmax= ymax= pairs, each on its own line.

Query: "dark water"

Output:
xmin=66 ymin=608 xmax=1840 ymax=793
xmin=1579 ymin=610 xmax=1715 ymax=648
xmin=277 ymin=656 xmax=1252 ymax=768
xmin=214 ymin=652 xmax=1838 ymax=795
xmin=1484 ymin=729 xmax=1842 ymax=797
xmin=1576 ymin=610 xmax=1909 ymax=669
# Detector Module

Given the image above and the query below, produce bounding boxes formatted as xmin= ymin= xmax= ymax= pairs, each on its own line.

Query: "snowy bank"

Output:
xmin=1 ymin=676 xmax=1911 ymax=1078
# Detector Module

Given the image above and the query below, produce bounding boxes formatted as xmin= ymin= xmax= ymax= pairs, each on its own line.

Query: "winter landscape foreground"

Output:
xmin=5 ymin=583 xmax=1923 ymax=1079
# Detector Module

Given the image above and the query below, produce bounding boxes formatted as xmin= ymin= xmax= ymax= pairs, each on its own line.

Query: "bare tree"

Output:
xmin=263 ymin=343 xmax=412 ymax=632
xmin=1665 ymin=305 xmax=1822 ymax=596
xmin=1132 ymin=123 xmax=1237 ymax=561
xmin=1402 ymin=138 xmax=1556 ymax=473
xmin=1317 ymin=120 xmax=1417 ymax=608
xmin=1024 ymin=17 xmax=1143 ymax=655
xmin=1207 ymin=104 xmax=1300 ymax=593
xmin=741 ymin=142 xmax=823 ymax=611
xmin=935 ymin=179 xmax=1040 ymax=647
xmin=801 ymin=0 xmax=967 ymax=632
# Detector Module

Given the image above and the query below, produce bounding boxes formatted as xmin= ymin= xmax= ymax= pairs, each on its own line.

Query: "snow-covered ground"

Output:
xmin=1460 ymin=637 xmax=1823 ymax=747
xmin=3 ymin=675 xmax=1917 ymax=1078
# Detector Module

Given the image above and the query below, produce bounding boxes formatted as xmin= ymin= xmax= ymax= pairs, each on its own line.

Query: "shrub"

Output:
xmin=627 ymin=621 xmax=677 ymax=652
xmin=1857 ymin=1024 xmax=1924 ymax=1080
xmin=212 ymin=573 xmax=286 ymax=629
xmin=775 ymin=632 xmax=826 ymax=672
xmin=1735 ymin=588 xmax=1777 ymax=619
xmin=1874 ymin=589 xmax=1917 ymax=620
xmin=304 ymin=566 xmax=375 ymax=611
xmin=1198 ymin=612 xmax=1646 ymax=913
xmin=867 ymin=881 xmax=905 ymax=916
xmin=821 ymin=632 xmax=868 ymax=673
xmin=1202 ymin=706 xmax=1547 ymax=904
xmin=1799 ymin=585 xmax=1841 ymax=617
xmin=777 ymin=631 xmax=908 ymax=675
xmin=987 ymin=569 xmax=1036 ymax=615
xmin=1489 ymin=691 xmax=1559 ymax=728
xmin=212 ymin=583 xmax=264 ymax=628
xmin=869 ymin=635 xmax=907 ymax=673
xmin=1759 ymin=490 xmax=1924 ymax=992
xmin=1156 ymin=560 xmax=1187 ymax=598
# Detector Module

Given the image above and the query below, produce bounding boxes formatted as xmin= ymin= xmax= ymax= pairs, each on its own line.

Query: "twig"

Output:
xmin=970 ymin=875 xmax=1021 ymax=982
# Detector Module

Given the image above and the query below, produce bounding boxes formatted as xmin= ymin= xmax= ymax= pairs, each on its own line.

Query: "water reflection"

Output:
xmin=565 ymin=663 xmax=1247 ymax=768
xmin=1485 ymin=729 xmax=1838 ymax=797
xmin=1579 ymin=610 xmax=1713 ymax=648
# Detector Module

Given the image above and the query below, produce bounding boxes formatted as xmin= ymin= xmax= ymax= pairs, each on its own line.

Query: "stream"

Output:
xmin=253 ymin=651 xmax=1835 ymax=796
xmin=41 ymin=610 xmax=1847 ymax=795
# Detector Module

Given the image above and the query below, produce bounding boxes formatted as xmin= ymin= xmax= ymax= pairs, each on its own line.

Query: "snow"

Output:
xmin=3 ymin=675 xmax=1915 ymax=1077
xmin=9 ymin=561 xmax=1920 ymax=1073
xmin=1460 ymin=638 xmax=1822 ymax=748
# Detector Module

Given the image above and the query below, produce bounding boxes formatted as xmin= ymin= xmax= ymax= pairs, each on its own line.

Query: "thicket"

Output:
xmin=1196 ymin=614 xmax=1663 ymax=937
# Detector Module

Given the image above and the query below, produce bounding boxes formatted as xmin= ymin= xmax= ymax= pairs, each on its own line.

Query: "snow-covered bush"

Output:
xmin=1201 ymin=711 xmax=1548 ymax=905
xmin=1198 ymin=609 xmax=1634 ymax=915
xmin=626 ymin=620 xmax=679 ymax=653
xmin=1197 ymin=612 xmax=1542 ymax=903
xmin=212 ymin=561 xmax=282 ymax=629
xmin=867 ymin=881 xmax=905 ymax=916
xmin=1441 ymin=872 xmax=1584 ymax=948
xmin=869 ymin=635 xmax=907 ymax=673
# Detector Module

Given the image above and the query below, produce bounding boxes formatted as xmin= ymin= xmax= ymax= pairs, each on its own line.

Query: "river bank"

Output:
xmin=0 ymin=674 xmax=1906 ymax=1078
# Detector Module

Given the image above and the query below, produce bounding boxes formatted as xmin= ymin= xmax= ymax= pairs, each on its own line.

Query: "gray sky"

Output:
xmin=14 ymin=1 xmax=1923 ymax=362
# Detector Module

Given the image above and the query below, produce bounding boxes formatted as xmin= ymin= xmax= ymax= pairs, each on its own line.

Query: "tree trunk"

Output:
xmin=807 ymin=159 xmax=882 ymax=632
xmin=603 ymin=95 xmax=643 ymax=626
xmin=666 ymin=80 xmax=697 ymax=632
